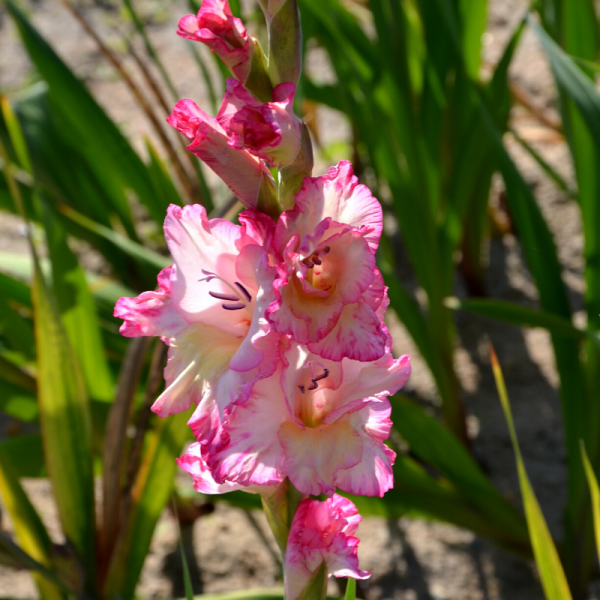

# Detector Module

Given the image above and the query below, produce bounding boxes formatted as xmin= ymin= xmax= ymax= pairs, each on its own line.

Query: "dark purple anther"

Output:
xmin=307 ymin=380 xmax=318 ymax=391
xmin=322 ymin=246 xmax=330 ymax=254
xmin=235 ymin=282 xmax=252 ymax=302
xmin=313 ymin=368 xmax=329 ymax=382
xmin=222 ymin=302 xmax=246 ymax=310
xmin=298 ymin=385 xmax=306 ymax=394
xmin=312 ymin=257 xmax=322 ymax=266
xmin=209 ymin=291 xmax=240 ymax=301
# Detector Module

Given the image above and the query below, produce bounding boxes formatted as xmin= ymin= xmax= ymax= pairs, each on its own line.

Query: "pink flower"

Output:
xmin=114 ymin=204 xmax=281 ymax=453
xmin=267 ymin=161 xmax=387 ymax=362
xmin=284 ymin=494 xmax=370 ymax=600
xmin=177 ymin=0 xmax=253 ymax=81
xmin=207 ymin=338 xmax=411 ymax=496
xmin=217 ymin=79 xmax=302 ymax=167
xmin=168 ymin=99 xmax=277 ymax=212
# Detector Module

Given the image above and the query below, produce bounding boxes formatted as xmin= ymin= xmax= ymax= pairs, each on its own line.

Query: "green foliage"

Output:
xmin=490 ymin=345 xmax=573 ymax=600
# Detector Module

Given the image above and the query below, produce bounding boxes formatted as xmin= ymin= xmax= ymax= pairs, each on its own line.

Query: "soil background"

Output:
xmin=0 ymin=0 xmax=599 ymax=598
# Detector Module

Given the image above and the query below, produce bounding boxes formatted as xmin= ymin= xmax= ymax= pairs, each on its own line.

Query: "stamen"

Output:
xmin=222 ymin=302 xmax=246 ymax=310
xmin=298 ymin=385 xmax=306 ymax=394
xmin=235 ymin=282 xmax=252 ymax=303
xmin=322 ymin=246 xmax=330 ymax=254
xmin=312 ymin=257 xmax=322 ymax=266
xmin=307 ymin=263 xmax=315 ymax=269
xmin=209 ymin=291 xmax=240 ymax=301
xmin=307 ymin=380 xmax=318 ymax=391
xmin=313 ymin=368 xmax=329 ymax=383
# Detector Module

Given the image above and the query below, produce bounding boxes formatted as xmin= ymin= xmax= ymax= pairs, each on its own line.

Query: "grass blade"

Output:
xmin=0 ymin=446 xmax=63 ymax=600
xmin=581 ymin=442 xmax=600 ymax=570
xmin=103 ymin=410 xmax=191 ymax=600
xmin=489 ymin=343 xmax=573 ymax=600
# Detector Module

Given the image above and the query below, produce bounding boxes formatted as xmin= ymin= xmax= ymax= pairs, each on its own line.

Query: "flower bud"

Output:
xmin=217 ymin=79 xmax=303 ymax=167
xmin=168 ymin=99 xmax=278 ymax=216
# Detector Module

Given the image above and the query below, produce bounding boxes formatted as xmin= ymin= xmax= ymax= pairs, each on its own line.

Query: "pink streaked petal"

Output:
xmin=114 ymin=266 xmax=187 ymax=339
xmin=307 ymin=300 xmax=387 ymax=362
xmin=167 ymin=99 xmax=220 ymax=140
xmin=333 ymin=402 xmax=396 ymax=497
xmin=362 ymin=267 xmax=386 ymax=313
xmin=275 ymin=161 xmax=382 ymax=254
xmin=177 ymin=442 xmax=246 ymax=494
xmin=238 ymin=209 xmax=275 ymax=245
xmin=151 ymin=321 xmax=241 ymax=417
xmin=208 ymin=373 xmax=288 ymax=486
xmin=217 ymin=78 xmax=262 ymax=131
xmin=326 ymin=353 xmax=411 ymax=412
xmin=278 ymin=420 xmax=363 ymax=496
xmin=187 ymin=122 xmax=274 ymax=210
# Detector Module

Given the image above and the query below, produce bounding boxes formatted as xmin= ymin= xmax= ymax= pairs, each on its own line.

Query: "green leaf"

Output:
xmin=190 ymin=591 xmax=285 ymax=600
xmin=445 ymin=297 xmax=594 ymax=343
xmin=103 ymin=410 xmax=191 ymax=600
xmin=392 ymin=395 xmax=529 ymax=545
xmin=0 ymin=380 xmax=38 ymax=423
xmin=0 ymin=445 xmax=63 ymax=600
xmin=581 ymin=442 xmax=600 ymax=570
xmin=490 ymin=344 xmax=573 ymax=600
xmin=31 ymin=260 xmax=97 ymax=592
xmin=0 ymin=435 xmax=45 ymax=477
xmin=41 ymin=204 xmax=113 ymax=402
xmin=6 ymin=1 xmax=162 ymax=237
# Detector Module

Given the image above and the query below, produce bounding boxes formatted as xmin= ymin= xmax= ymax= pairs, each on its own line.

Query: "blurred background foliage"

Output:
xmin=1 ymin=0 xmax=600 ymax=598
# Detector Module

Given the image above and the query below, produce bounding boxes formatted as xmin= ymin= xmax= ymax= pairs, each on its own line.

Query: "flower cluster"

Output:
xmin=115 ymin=1 xmax=410 ymax=596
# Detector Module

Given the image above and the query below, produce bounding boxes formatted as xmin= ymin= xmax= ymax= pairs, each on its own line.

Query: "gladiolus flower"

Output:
xmin=177 ymin=0 xmax=254 ymax=82
xmin=207 ymin=339 xmax=410 ymax=496
xmin=114 ymin=204 xmax=281 ymax=453
xmin=284 ymin=494 xmax=370 ymax=600
xmin=217 ymin=79 xmax=302 ymax=167
xmin=267 ymin=161 xmax=387 ymax=362
xmin=168 ymin=99 xmax=277 ymax=212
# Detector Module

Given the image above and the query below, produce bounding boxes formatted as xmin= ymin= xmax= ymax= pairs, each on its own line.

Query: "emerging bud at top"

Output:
xmin=258 ymin=0 xmax=302 ymax=87
xmin=178 ymin=0 xmax=255 ymax=83
xmin=217 ymin=79 xmax=302 ymax=167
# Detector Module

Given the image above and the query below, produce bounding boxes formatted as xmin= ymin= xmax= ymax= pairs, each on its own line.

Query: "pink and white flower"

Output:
xmin=114 ymin=204 xmax=281 ymax=452
xmin=217 ymin=79 xmax=302 ymax=167
xmin=284 ymin=494 xmax=370 ymax=600
xmin=207 ymin=339 xmax=411 ymax=496
xmin=168 ymin=99 xmax=277 ymax=211
xmin=266 ymin=161 xmax=387 ymax=362
xmin=177 ymin=0 xmax=254 ymax=82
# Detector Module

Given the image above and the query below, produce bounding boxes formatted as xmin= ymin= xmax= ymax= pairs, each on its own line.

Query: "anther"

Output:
xmin=307 ymin=380 xmax=318 ymax=391
xmin=235 ymin=282 xmax=252 ymax=303
xmin=322 ymin=246 xmax=330 ymax=254
xmin=313 ymin=368 xmax=329 ymax=383
xmin=222 ymin=302 xmax=246 ymax=310
xmin=298 ymin=385 xmax=305 ymax=393
xmin=209 ymin=291 xmax=240 ymax=301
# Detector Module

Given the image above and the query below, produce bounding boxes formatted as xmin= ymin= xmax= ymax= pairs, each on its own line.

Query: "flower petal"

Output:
xmin=114 ymin=266 xmax=187 ymax=338
xmin=333 ymin=402 xmax=396 ymax=497
xmin=151 ymin=321 xmax=240 ymax=417
xmin=278 ymin=420 xmax=363 ymax=496
xmin=307 ymin=300 xmax=387 ymax=362
xmin=208 ymin=373 xmax=288 ymax=486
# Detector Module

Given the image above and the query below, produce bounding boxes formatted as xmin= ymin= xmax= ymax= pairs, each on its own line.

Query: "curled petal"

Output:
xmin=333 ymin=402 xmax=396 ymax=497
xmin=114 ymin=266 xmax=187 ymax=338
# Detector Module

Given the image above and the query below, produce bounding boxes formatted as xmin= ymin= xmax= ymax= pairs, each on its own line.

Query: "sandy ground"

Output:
xmin=1 ymin=0 xmax=599 ymax=598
